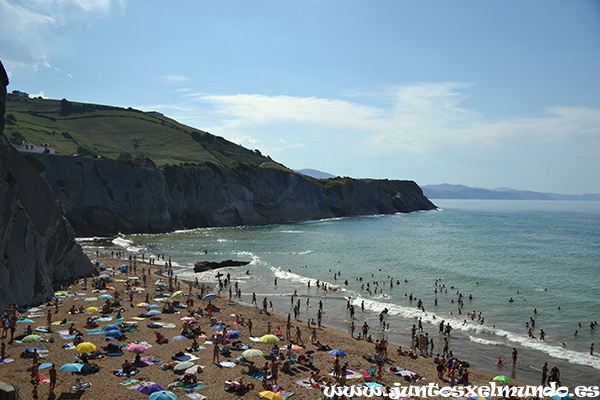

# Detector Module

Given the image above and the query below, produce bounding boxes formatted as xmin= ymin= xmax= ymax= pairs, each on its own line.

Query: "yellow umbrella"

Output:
xmin=170 ymin=290 xmax=184 ymax=299
xmin=259 ymin=334 xmax=280 ymax=343
xmin=84 ymin=306 xmax=99 ymax=312
xmin=259 ymin=391 xmax=283 ymax=400
xmin=75 ymin=342 xmax=97 ymax=353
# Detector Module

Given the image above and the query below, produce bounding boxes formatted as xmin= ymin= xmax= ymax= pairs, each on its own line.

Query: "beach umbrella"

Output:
xmin=149 ymin=391 xmax=178 ymax=400
xmin=102 ymin=324 xmax=121 ymax=332
xmin=173 ymin=361 xmax=194 ymax=372
xmin=91 ymin=259 xmax=99 ymax=264
xmin=148 ymin=304 xmax=161 ymax=309
xmin=551 ymin=395 xmax=573 ymax=400
xmin=127 ymin=343 xmax=148 ymax=353
xmin=58 ymin=363 xmax=85 ymax=373
xmin=104 ymin=329 xmax=123 ymax=338
xmin=16 ymin=318 xmax=35 ymax=324
xmin=22 ymin=335 xmax=41 ymax=342
xmin=105 ymin=267 xmax=113 ymax=272
xmin=75 ymin=342 xmax=97 ymax=353
xmin=242 ymin=349 xmax=263 ymax=358
xmin=38 ymin=363 xmax=53 ymax=370
xmin=328 ymin=349 xmax=347 ymax=357
xmin=170 ymin=290 xmax=184 ymax=299
xmin=469 ymin=396 xmax=492 ymax=400
xmin=170 ymin=336 xmax=189 ymax=342
xmin=137 ymin=303 xmax=151 ymax=308
xmin=180 ymin=316 xmax=196 ymax=322
xmin=147 ymin=310 xmax=162 ymax=316
xmin=98 ymin=274 xmax=110 ymax=279
xmin=226 ymin=330 xmax=242 ymax=340
xmin=115 ymin=317 xmax=124 ymax=326
xmin=138 ymin=384 xmax=165 ymax=395
xmin=201 ymin=293 xmax=217 ymax=301
xmin=210 ymin=323 xmax=226 ymax=331
xmin=259 ymin=334 xmax=280 ymax=343
xmin=98 ymin=294 xmax=113 ymax=300
xmin=84 ymin=306 xmax=99 ymax=312
xmin=259 ymin=391 xmax=283 ymax=400
xmin=493 ymin=375 xmax=512 ymax=383
xmin=155 ymin=280 xmax=167 ymax=287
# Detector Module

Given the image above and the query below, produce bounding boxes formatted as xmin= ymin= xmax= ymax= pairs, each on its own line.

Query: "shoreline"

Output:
xmin=1 ymin=253 xmax=541 ymax=400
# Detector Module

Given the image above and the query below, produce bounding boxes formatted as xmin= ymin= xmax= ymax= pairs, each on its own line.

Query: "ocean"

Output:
xmin=80 ymin=199 xmax=600 ymax=387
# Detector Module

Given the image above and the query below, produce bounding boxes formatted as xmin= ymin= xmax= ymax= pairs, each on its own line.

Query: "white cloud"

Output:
xmin=0 ymin=0 xmax=125 ymax=73
xmin=181 ymin=83 xmax=600 ymax=159
xmin=163 ymin=75 xmax=189 ymax=84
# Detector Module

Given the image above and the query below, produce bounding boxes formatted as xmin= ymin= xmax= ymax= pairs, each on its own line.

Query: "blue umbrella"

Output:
xmin=328 ymin=349 xmax=347 ymax=357
xmin=201 ymin=293 xmax=217 ymax=301
xmin=147 ymin=304 xmax=161 ymax=309
xmin=170 ymin=335 xmax=189 ymax=342
xmin=147 ymin=310 xmax=162 ymax=316
xmin=38 ymin=363 xmax=53 ymax=370
xmin=99 ymin=294 xmax=113 ymax=300
xmin=226 ymin=330 xmax=241 ymax=339
xmin=120 ymin=264 xmax=128 ymax=272
xmin=211 ymin=323 xmax=226 ymax=331
xmin=149 ymin=391 xmax=178 ymax=400
xmin=104 ymin=329 xmax=123 ymax=338
xmin=102 ymin=324 xmax=121 ymax=331
xmin=58 ymin=363 xmax=85 ymax=373
xmin=551 ymin=396 xmax=573 ymax=400
xmin=139 ymin=383 xmax=165 ymax=395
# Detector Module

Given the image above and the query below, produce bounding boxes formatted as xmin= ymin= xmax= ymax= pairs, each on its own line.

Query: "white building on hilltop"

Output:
xmin=17 ymin=141 xmax=56 ymax=155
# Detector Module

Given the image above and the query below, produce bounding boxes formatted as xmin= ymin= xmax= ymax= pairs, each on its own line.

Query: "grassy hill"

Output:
xmin=4 ymin=95 xmax=272 ymax=168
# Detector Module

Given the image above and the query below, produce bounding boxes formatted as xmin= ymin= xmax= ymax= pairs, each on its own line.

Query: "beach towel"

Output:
xmin=217 ymin=361 xmax=236 ymax=368
xmin=140 ymin=356 xmax=163 ymax=366
xmin=172 ymin=353 xmax=199 ymax=362
xmin=0 ymin=358 xmax=14 ymax=365
xmin=72 ymin=382 xmax=92 ymax=390
xmin=61 ymin=334 xmax=76 ymax=340
xmin=75 ymin=292 xmax=87 ymax=296
xmin=83 ymin=297 xmax=98 ymax=301
xmin=185 ymin=393 xmax=206 ymax=400
xmin=277 ymin=390 xmax=295 ymax=400
xmin=173 ymin=382 xmax=207 ymax=392
xmin=95 ymin=316 xmax=113 ymax=322
xmin=106 ymin=352 xmax=124 ymax=357
xmin=119 ymin=379 xmax=139 ymax=386
xmin=85 ymin=328 xmax=104 ymax=335
xmin=113 ymin=368 xmax=142 ymax=377
xmin=35 ymin=328 xmax=50 ymax=333
xmin=294 ymin=379 xmax=313 ymax=389
xmin=36 ymin=372 xmax=50 ymax=384
xmin=249 ymin=336 xmax=261 ymax=342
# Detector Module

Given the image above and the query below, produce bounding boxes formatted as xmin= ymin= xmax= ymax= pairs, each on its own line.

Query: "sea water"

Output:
xmin=81 ymin=199 xmax=600 ymax=387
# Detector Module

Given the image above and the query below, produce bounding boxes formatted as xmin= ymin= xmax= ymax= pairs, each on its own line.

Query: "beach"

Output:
xmin=0 ymin=255 xmax=534 ymax=400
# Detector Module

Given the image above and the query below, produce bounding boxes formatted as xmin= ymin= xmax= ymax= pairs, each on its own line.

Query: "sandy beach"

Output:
xmin=1 ymin=256 xmax=535 ymax=400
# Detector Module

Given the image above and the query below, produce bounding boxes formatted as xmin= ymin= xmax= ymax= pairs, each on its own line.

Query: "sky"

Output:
xmin=1 ymin=0 xmax=599 ymax=194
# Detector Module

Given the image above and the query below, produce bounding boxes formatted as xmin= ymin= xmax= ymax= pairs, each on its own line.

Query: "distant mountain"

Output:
xmin=422 ymin=184 xmax=600 ymax=201
xmin=296 ymin=168 xmax=336 ymax=179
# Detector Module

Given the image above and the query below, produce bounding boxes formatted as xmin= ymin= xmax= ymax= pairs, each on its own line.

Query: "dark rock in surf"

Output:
xmin=193 ymin=260 xmax=251 ymax=273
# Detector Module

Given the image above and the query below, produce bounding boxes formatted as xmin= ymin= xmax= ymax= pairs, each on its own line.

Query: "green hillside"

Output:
xmin=4 ymin=95 xmax=271 ymax=168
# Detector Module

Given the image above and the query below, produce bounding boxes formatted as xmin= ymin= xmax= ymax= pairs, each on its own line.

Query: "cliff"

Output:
xmin=0 ymin=61 xmax=94 ymax=311
xmin=33 ymin=155 xmax=436 ymax=236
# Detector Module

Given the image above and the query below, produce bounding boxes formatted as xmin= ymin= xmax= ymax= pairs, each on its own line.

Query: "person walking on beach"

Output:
xmin=212 ymin=343 xmax=220 ymax=364
xmin=295 ymin=326 xmax=304 ymax=346
xmin=49 ymin=364 xmax=57 ymax=393
xmin=512 ymin=348 xmax=518 ymax=364
xmin=248 ymin=319 xmax=253 ymax=337
xmin=541 ymin=362 xmax=548 ymax=386
xmin=362 ymin=322 xmax=369 ymax=339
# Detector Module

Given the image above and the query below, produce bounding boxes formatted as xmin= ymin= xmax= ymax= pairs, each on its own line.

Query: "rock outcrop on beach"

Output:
xmin=32 ymin=154 xmax=436 ymax=236
xmin=0 ymin=61 xmax=93 ymax=311
xmin=193 ymin=260 xmax=251 ymax=273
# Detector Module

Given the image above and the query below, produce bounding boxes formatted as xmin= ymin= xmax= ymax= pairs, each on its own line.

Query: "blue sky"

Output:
xmin=1 ymin=0 xmax=599 ymax=194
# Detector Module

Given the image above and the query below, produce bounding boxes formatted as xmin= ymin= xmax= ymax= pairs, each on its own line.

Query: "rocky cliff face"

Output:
xmin=0 ymin=61 xmax=94 ymax=311
xmin=33 ymin=154 xmax=436 ymax=236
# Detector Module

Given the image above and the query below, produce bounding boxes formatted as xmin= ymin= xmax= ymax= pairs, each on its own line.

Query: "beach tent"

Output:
xmin=149 ymin=391 xmax=177 ymax=400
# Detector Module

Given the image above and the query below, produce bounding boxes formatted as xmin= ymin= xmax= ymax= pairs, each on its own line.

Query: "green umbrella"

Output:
xmin=242 ymin=349 xmax=264 ymax=358
xmin=22 ymin=334 xmax=42 ymax=342
xmin=493 ymin=375 xmax=512 ymax=383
